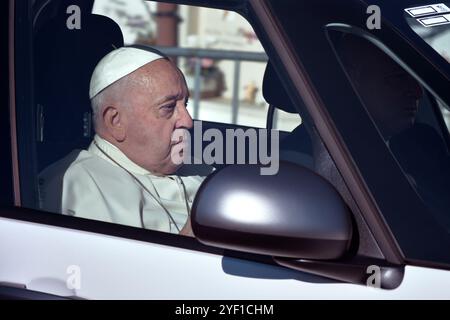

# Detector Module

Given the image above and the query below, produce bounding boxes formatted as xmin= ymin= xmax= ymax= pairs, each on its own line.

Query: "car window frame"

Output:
xmin=9 ymin=0 xmax=450 ymax=271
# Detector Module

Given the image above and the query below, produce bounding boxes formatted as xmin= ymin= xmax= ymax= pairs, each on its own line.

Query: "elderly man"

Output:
xmin=41 ymin=46 xmax=207 ymax=236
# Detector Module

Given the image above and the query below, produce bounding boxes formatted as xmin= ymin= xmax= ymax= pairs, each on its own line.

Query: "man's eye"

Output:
xmin=162 ymin=105 xmax=176 ymax=112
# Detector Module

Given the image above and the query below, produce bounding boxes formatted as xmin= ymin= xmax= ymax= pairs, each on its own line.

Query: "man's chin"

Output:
xmin=165 ymin=163 xmax=183 ymax=175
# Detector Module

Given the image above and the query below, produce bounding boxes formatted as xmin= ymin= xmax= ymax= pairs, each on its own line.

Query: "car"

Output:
xmin=1 ymin=0 xmax=450 ymax=299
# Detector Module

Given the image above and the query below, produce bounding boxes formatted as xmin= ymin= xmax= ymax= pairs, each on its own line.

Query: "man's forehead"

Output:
xmin=117 ymin=57 xmax=189 ymax=105
xmin=138 ymin=59 xmax=181 ymax=81
xmin=154 ymin=83 xmax=189 ymax=104
xmin=127 ymin=60 xmax=174 ymax=85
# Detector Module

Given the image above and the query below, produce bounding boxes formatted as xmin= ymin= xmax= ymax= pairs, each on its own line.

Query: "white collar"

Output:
xmin=89 ymin=135 xmax=153 ymax=176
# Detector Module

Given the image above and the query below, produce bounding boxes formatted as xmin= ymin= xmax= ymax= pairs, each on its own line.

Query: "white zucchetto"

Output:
xmin=89 ymin=46 xmax=165 ymax=99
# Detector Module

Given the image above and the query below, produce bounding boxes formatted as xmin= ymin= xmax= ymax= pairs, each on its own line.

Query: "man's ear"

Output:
xmin=102 ymin=106 xmax=127 ymax=142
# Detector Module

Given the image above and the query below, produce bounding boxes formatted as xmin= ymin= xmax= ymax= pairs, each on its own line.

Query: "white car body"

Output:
xmin=1 ymin=217 xmax=449 ymax=299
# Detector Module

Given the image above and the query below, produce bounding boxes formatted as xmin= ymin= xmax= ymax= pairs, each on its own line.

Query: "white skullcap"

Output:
xmin=89 ymin=46 xmax=165 ymax=99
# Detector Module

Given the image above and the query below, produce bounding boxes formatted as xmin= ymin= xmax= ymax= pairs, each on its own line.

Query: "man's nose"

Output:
xmin=177 ymin=104 xmax=193 ymax=129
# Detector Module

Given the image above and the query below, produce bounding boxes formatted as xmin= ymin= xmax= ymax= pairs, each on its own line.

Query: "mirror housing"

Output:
xmin=192 ymin=161 xmax=353 ymax=260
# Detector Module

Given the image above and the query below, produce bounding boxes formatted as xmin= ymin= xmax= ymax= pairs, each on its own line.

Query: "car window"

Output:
xmin=93 ymin=0 xmax=301 ymax=131
xmin=330 ymin=32 xmax=450 ymax=232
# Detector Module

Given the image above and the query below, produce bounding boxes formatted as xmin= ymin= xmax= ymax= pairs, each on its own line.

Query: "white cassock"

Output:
xmin=39 ymin=135 xmax=207 ymax=234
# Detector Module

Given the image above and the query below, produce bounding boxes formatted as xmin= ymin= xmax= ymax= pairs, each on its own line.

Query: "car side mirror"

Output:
xmin=191 ymin=161 xmax=353 ymax=260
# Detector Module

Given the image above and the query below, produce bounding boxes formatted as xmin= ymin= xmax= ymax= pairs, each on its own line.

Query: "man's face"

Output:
xmin=121 ymin=59 xmax=193 ymax=175
xmin=353 ymin=48 xmax=424 ymax=139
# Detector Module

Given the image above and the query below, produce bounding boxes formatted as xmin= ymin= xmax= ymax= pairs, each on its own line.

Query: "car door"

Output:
xmin=2 ymin=0 xmax=450 ymax=300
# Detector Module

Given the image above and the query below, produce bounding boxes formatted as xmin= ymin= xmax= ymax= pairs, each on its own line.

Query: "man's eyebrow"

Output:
xmin=156 ymin=94 xmax=181 ymax=105
xmin=156 ymin=92 xmax=190 ymax=105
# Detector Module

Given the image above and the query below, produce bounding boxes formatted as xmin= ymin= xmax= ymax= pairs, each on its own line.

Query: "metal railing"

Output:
xmin=153 ymin=46 xmax=268 ymax=124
